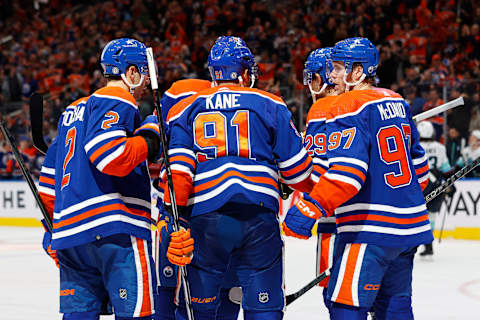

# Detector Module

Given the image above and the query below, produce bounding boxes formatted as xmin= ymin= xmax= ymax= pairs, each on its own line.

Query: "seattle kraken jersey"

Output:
xmin=420 ymin=141 xmax=451 ymax=173
xmin=166 ymin=85 xmax=313 ymax=216
xmin=309 ymin=88 xmax=433 ymax=247
xmin=39 ymin=88 xmax=152 ymax=250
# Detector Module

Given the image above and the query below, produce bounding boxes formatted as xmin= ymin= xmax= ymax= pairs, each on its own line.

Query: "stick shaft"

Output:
xmin=146 ymin=47 xmax=195 ymax=320
xmin=413 ymin=97 xmax=464 ymax=122
xmin=0 ymin=121 xmax=52 ymax=231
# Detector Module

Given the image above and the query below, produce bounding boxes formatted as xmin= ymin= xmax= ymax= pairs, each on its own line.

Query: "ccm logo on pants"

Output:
xmin=364 ymin=284 xmax=380 ymax=290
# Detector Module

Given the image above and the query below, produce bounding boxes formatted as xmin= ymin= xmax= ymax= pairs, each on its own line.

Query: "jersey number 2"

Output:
xmin=61 ymin=127 xmax=76 ymax=189
xmin=194 ymin=111 xmax=251 ymax=161
xmin=376 ymin=125 xmax=412 ymax=188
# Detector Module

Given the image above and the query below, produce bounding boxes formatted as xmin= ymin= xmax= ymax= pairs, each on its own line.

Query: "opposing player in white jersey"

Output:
xmin=417 ymin=120 xmax=452 ymax=256
xmin=38 ymin=38 xmax=160 ymax=320
xmin=283 ymin=37 xmax=431 ymax=320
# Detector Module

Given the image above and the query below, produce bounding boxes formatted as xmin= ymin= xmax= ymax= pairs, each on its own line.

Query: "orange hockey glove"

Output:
xmin=167 ymin=229 xmax=194 ymax=266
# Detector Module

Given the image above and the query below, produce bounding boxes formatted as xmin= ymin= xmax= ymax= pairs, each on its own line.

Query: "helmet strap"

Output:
xmin=249 ymin=74 xmax=256 ymax=88
xmin=121 ymin=73 xmax=145 ymax=94
xmin=308 ymin=83 xmax=327 ymax=100
xmin=343 ymin=72 xmax=365 ymax=92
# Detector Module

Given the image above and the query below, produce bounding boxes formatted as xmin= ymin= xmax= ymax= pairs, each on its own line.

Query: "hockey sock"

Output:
xmin=216 ymin=288 xmax=240 ymax=320
xmin=330 ymin=302 xmax=369 ymax=320
xmin=243 ymin=310 xmax=283 ymax=320
xmin=154 ymin=286 xmax=176 ymax=320
xmin=373 ymin=295 xmax=413 ymax=320
xmin=63 ymin=311 xmax=99 ymax=320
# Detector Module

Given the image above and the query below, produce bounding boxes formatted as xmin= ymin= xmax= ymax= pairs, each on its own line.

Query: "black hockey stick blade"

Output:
xmin=29 ymin=93 xmax=49 ymax=154
xmin=286 ymin=269 xmax=330 ymax=305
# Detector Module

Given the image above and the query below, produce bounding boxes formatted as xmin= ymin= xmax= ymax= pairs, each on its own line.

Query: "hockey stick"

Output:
xmin=29 ymin=93 xmax=49 ymax=154
xmin=0 ymin=117 xmax=53 ymax=232
xmin=413 ymin=97 xmax=464 ymax=123
xmin=285 ymin=156 xmax=480 ymax=305
xmin=146 ymin=48 xmax=195 ymax=320
xmin=286 ymin=269 xmax=330 ymax=305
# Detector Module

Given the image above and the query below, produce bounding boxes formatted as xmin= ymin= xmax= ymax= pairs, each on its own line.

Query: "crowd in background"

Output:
xmin=1 ymin=0 xmax=480 ymax=179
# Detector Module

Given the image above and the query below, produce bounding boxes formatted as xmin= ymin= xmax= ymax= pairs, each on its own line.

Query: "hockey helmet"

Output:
xmin=329 ymin=37 xmax=379 ymax=89
xmin=208 ymin=36 xmax=257 ymax=87
xmin=303 ymin=47 xmax=334 ymax=97
xmin=417 ymin=121 xmax=435 ymax=139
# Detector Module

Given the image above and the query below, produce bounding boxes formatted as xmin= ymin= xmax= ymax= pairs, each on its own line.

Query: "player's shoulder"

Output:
xmin=90 ymin=86 xmax=137 ymax=109
xmin=307 ymin=95 xmax=339 ymax=123
xmin=329 ymin=88 xmax=404 ymax=119
xmin=66 ymin=96 xmax=89 ymax=109
xmin=165 ymin=79 xmax=212 ymax=98
xmin=225 ymin=86 xmax=286 ymax=106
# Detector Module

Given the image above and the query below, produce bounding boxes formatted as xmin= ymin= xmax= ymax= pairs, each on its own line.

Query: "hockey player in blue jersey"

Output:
xmin=154 ymin=78 xmax=240 ymax=320
xmin=162 ymin=36 xmax=314 ymax=320
xmin=38 ymin=38 xmax=160 ymax=320
xmin=283 ymin=37 xmax=432 ymax=320
xmin=290 ymin=47 xmax=338 ymax=314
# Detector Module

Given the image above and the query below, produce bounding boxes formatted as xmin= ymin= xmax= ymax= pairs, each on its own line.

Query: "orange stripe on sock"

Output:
xmin=336 ymin=244 xmax=362 ymax=306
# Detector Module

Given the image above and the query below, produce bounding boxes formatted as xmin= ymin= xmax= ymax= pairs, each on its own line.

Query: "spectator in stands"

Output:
xmin=461 ymin=130 xmax=480 ymax=176
xmin=446 ymin=127 xmax=466 ymax=167
xmin=469 ymin=93 xmax=480 ymax=132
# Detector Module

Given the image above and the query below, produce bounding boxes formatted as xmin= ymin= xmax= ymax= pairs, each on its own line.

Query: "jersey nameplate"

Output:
xmin=62 ymin=105 xmax=85 ymax=127
xmin=206 ymin=93 xmax=241 ymax=110
xmin=377 ymin=102 xmax=406 ymax=121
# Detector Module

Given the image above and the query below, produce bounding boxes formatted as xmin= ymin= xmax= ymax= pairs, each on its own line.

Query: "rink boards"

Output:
xmin=1 ymin=179 xmax=479 ymax=240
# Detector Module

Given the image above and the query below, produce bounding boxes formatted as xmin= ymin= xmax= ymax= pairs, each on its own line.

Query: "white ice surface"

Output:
xmin=0 ymin=227 xmax=478 ymax=319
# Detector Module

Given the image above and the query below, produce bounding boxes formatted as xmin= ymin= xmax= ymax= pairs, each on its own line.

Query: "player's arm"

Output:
xmin=309 ymin=113 xmax=370 ymax=216
xmin=38 ymin=137 xmax=58 ymax=219
xmin=408 ymin=115 xmax=429 ymax=191
xmin=84 ymin=102 xmax=160 ymax=177
xmin=38 ymin=137 xmax=59 ymax=267
xmin=162 ymin=112 xmax=196 ymax=207
xmin=274 ymin=106 xmax=314 ymax=193
xmin=283 ymin=113 xmax=369 ymax=239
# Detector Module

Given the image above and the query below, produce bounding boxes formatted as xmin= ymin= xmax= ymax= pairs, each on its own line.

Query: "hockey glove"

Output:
xmin=134 ymin=115 xmax=161 ymax=162
xmin=41 ymin=223 xmax=59 ymax=268
xmin=282 ymin=194 xmax=326 ymax=239
xmin=167 ymin=229 xmax=194 ymax=266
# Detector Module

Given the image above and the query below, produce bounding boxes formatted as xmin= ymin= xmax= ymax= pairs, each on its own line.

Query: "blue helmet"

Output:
xmin=303 ymin=47 xmax=335 ymax=86
xmin=100 ymin=38 xmax=148 ymax=77
xmin=331 ymin=37 xmax=379 ymax=77
xmin=208 ymin=36 xmax=257 ymax=85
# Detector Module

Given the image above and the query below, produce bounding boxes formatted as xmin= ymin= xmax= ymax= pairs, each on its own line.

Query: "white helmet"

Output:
xmin=417 ymin=121 xmax=435 ymax=139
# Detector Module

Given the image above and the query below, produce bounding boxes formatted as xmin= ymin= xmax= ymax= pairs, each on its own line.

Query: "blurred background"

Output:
xmin=0 ymin=0 xmax=479 ymax=180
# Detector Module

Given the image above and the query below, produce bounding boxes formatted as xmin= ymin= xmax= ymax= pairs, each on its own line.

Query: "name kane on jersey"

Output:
xmin=206 ymin=93 xmax=241 ymax=109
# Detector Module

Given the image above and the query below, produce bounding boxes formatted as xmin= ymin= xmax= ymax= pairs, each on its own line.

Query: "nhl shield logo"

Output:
xmin=163 ymin=266 xmax=174 ymax=278
xmin=258 ymin=292 xmax=269 ymax=303
xmin=119 ymin=288 xmax=127 ymax=300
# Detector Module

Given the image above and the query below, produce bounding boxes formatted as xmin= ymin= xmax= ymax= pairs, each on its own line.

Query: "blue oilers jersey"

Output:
xmin=41 ymin=88 xmax=152 ymax=250
xmin=156 ymin=79 xmax=212 ymax=209
xmin=309 ymin=88 xmax=433 ymax=247
xmin=165 ymin=85 xmax=313 ymax=216
xmin=305 ymin=95 xmax=340 ymax=234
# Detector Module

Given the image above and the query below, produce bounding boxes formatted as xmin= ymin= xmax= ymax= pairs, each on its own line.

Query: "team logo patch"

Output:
xmin=163 ymin=266 xmax=174 ymax=278
xmin=112 ymin=66 xmax=119 ymax=74
xmin=258 ymin=292 xmax=269 ymax=303
xmin=119 ymin=288 xmax=127 ymax=300
xmin=230 ymin=72 xmax=237 ymax=79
